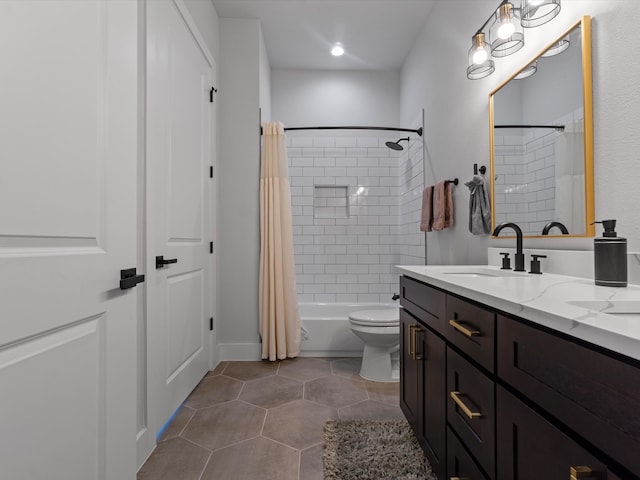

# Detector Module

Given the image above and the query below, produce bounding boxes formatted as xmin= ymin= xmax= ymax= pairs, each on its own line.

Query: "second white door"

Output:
xmin=145 ymin=0 xmax=214 ymax=458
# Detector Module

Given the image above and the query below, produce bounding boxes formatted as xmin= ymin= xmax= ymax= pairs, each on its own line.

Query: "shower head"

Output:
xmin=385 ymin=137 xmax=410 ymax=151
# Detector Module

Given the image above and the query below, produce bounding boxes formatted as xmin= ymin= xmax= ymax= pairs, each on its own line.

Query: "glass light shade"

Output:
xmin=541 ymin=36 xmax=570 ymax=57
xmin=521 ymin=0 xmax=561 ymax=28
xmin=490 ymin=3 xmax=524 ymax=57
xmin=331 ymin=43 xmax=344 ymax=56
xmin=467 ymin=33 xmax=495 ymax=80
xmin=514 ymin=60 xmax=537 ymax=79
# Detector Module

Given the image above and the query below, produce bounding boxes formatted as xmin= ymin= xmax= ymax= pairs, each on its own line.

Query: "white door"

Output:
xmin=0 ymin=2 xmax=138 ymax=480
xmin=144 ymin=0 xmax=213 ymax=459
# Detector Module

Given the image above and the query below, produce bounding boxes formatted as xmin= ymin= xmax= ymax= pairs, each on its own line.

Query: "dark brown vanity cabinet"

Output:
xmin=400 ymin=307 xmax=421 ymax=431
xmin=447 ymin=426 xmax=489 ymax=480
xmin=447 ymin=348 xmax=495 ymax=477
xmin=400 ymin=277 xmax=447 ymax=480
xmin=497 ymin=386 xmax=622 ymax=480
xmin=399 ymin=274 xmax=640 ymax=480
xmin=498 ymin=316 xmax=640 ymax=479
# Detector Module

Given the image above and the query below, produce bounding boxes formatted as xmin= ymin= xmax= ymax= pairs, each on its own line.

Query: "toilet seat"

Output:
xmin=349 ymin=309 xmax=399 ymax=327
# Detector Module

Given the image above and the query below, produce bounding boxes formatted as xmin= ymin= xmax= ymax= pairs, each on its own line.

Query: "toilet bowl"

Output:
xmin=348 ymin=308 xmax=400 ymax=382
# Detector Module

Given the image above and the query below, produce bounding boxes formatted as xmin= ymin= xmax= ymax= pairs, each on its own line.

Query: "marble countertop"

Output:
xmin=396 ymin=265 xmax=640 ymax=362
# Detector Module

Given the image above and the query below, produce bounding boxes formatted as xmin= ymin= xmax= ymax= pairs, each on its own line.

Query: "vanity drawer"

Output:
xmin=447 ymin=426 xmax=490 ymax=480
xmin=497 ymin=386 xmax=622 ymax=480
xmin=498 ymin=316 xmax=640 ymax=478
xmin=400 ymin=275 xmax=446 ymax=335
xmin=447 ymin=347 xmax=495 ymax=478
xmin=445 ymin=295 xmax=495 ymax=373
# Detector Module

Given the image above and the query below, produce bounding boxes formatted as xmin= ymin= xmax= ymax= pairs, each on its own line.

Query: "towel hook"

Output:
xmin=445 ymin=178 xmax=459 ymax=186
xmin=473 ymin=164 xmax=487 ymax=175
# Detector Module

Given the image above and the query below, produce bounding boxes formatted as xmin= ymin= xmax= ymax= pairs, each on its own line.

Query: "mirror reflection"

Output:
xmin=490 ymin=17 xmax=594 ymax=238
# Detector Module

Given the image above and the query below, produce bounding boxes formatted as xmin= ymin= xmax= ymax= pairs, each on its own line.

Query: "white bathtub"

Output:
xmin=298 ymin=303 xmax=397 ymax=357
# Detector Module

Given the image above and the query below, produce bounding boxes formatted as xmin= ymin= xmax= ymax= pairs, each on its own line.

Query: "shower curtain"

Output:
xmin=259 ymin=122 xmax=301 ymax=361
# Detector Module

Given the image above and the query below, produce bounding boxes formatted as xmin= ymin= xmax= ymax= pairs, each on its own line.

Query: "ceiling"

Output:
xmin=212 ymin=0 xmax=437 ymax=71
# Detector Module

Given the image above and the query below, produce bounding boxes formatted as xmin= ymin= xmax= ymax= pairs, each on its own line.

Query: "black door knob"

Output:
xmin=120 ymin=268 xmax=145 ymax=289
xmin=156 ymin=256 xmax=178 ymax=269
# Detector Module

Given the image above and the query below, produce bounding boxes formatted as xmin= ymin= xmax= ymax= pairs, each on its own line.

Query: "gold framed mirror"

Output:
xmin=489 ymin=16 xmax=594 ymax=238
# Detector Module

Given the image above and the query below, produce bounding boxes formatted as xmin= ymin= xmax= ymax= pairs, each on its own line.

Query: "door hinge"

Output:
xmin=209 ymin=241 xmax=213 ymax=254
xmin=209 ymin=86 xmax=217 ymax=103
xmin=209 ymin=317 xmax=214 ymax=331
xmin=209 ymin=166 xmax=213 ymax=178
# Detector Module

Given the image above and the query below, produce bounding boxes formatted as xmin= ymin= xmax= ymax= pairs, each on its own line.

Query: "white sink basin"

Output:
xmin=567 ymin=300 xmax=640 ymax=316
xmin=442 ymin=268 xmax=524 ymax=278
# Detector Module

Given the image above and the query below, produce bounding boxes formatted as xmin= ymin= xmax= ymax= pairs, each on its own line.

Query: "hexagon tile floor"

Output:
xmin=137 ymin=357 xmax=403 ymax=480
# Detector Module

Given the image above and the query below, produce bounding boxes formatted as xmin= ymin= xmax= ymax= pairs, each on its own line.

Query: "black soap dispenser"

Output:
xmin=593 ymin=219 xmax=627 ymax=287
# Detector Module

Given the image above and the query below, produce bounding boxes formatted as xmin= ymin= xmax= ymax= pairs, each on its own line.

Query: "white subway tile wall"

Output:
xmin=494 ymin=128 xmax=557 ymax=236
xmin=493 ymin=109 xmax=585 ymax=236
xmin=288 ymin=132 xmax=425 ymax=303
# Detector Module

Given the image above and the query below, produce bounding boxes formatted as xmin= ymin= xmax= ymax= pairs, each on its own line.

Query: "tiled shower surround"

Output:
xmin=493 ymin=128 xmax=558 ymax=236
xmin=493 ymin=110 xmax=584 ymax=236
xmin=287 ymin=132 xmax=424 ymax=304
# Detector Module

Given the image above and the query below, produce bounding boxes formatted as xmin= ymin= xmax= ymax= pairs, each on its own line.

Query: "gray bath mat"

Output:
xmin=323 ymin=419 xmax=436 ymax=480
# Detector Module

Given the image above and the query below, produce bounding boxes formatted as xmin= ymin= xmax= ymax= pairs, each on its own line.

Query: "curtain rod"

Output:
xmin=494 ymin=124 xmax=565 ymax=131
xmin=261 ymin=125 xmax=423 ymax=136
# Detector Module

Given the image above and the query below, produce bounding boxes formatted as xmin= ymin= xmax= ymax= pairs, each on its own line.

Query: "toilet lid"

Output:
xmin=349 ymin=309 xmax=399 ymax=327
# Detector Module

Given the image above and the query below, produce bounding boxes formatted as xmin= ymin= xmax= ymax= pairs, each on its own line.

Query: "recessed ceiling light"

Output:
xmin=331 ymin=43 xmax=344 ymax=57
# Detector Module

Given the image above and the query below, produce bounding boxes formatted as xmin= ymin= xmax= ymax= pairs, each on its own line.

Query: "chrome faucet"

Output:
xmin=542 ymin=221 xmax=569 ymax=235
xmin=492 ymin=222 xmax=525 ymax=271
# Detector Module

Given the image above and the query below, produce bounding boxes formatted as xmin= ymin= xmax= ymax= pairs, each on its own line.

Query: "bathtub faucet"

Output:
xmin=392 ymin=293 xmax=400 ymax=301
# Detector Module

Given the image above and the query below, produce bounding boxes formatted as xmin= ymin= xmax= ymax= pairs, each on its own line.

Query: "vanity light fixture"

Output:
xmin=514 ymin=60 xmax=537 ymax=79
xmin=331 ymin=43 xmax=344 ymax=57
xmin=521 ymin=0 xmax=561 ymax=28
xmin=541 ymin=35 xmax=570 ymax=57
xmin=490 ymin=2 xmax=525 ymax=57
xmin=466 ymin=0 xmax=561 ymax=80
xmin=467 ymin=32 xmax=495 ymax=80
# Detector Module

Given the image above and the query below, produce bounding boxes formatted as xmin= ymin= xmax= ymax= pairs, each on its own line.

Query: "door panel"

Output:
xmin=167 ymin=270 xmax=204 ymax=379
xmin=0 ymin=2 xmax=138 ymax=479
xmin=145 ymin=0 xmax=213 ymax=462
xmin=1 ymin=319 xmax=102 ymax=479
xmin=0 ymin=2 xmax=103 ymax=239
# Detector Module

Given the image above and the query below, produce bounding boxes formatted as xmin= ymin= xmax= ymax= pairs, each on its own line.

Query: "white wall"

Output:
xmin=218 ymin=18 xmax=262 ymax=359
xmin=272 ymin=69 xmax=400 ymax=126
xmin=401 ymin=0 xmax=640 ymax=260
xmin=182 ymin=0 xmax=220 ymax=61
xmin=259 ymin=25 xmax=272 ymax=121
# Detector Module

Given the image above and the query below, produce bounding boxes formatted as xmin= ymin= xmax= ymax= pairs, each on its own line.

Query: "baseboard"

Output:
xmin=299 ymin=351 xmax=361 ymax=358
xmin=218 ymin=342 xmax=262 ymax=361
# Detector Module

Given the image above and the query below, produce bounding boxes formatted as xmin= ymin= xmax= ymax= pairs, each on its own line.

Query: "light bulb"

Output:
xmin=529 ymin=0 xmax=544 ymax=5
xmin=472 ymin=48 xmax=488 ymax=64
xmin=331 ymin=44 xmax=344 ymax=56
xmin=498 ymin=21 xmax=515 ymax=39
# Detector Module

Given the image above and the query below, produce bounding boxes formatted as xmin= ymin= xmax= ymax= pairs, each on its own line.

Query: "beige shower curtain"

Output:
xmin=259 ymin=122 xmax=301 ymax=361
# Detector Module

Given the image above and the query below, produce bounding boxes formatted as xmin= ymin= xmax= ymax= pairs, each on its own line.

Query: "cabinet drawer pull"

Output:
xmin=408 ymin=325 xmax=422 ymax=360
xmin=413 ymin=326 xmax=423 ymax=360
xmin=449 ymin=319 xmax=480 ymax=337
xmin=408 ymin=325 xmax=416 ymax=359
xmin=570 ymin=466 xmax=604 ymax=479
xmin=450 ymin=391 xmax=482 ymax=419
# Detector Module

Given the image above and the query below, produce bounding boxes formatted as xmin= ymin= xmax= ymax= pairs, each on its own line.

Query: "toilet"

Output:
xmin=348 ymin=308 xmax=400 ymax=382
